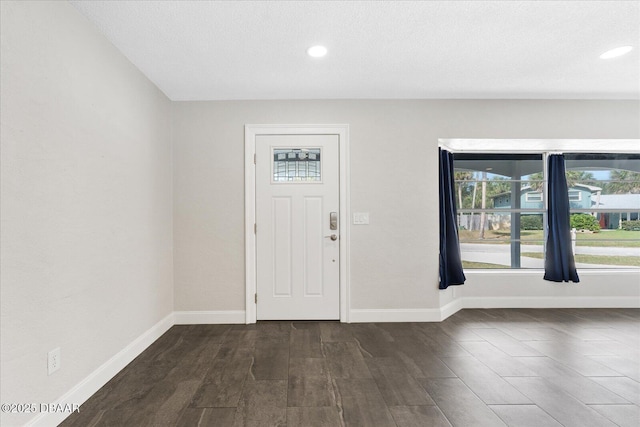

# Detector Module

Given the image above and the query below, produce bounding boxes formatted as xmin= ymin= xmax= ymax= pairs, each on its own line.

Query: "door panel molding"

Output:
xmin=245 ymin=124 xmax=350 ymax=324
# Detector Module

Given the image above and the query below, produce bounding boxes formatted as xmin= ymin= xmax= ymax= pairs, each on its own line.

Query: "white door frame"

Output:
xmin=245 ymin=124 xmax=350 ymax=324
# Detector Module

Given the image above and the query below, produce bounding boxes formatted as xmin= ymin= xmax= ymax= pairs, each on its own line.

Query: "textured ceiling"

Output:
xmin=70 ymin=0 xmax=639 ymax=101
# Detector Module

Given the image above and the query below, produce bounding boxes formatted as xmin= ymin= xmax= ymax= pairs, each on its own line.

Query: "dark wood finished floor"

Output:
xmin=61 ymin=309 xmax=640 ymax=427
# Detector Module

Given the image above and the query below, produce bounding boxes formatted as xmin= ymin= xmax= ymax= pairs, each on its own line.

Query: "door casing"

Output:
xmin=245 ymin=124 xmax=350 ymax=324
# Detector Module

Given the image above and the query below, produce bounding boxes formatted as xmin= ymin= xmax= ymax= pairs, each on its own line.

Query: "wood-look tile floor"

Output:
xmin=61 ymin=309 xmax=640 ymax=427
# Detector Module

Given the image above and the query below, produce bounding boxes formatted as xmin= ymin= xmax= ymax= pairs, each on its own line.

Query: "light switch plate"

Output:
xmin=353 ymin=212 xmax=369 ymax=225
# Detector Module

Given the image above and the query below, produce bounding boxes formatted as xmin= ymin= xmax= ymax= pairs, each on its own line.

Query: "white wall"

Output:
xmin=1 ymin=2 xmax=173 ymax=426
xmin=460 ymin=270 xmax=640 ymax=308
xmin=172 ymin=100 xmax=640 ymax=319
xmin=2 ymin=1 xmax=638 ymax=424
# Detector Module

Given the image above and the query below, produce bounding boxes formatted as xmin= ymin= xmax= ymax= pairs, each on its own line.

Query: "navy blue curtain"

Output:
xmin=544 ymin=154 xmax=579 ymax=283
xmin=439 ymin=148 xmax=466 ymax=289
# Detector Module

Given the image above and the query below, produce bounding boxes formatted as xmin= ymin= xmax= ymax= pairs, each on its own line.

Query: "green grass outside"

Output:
xmin=459 ymin=229 xmax=542 ymax=244
xmin=575 ymin=230 xmax=640 ymax=247
xmin=462 ymin=261 xmax=510 ymax=269
xmin=460 ymin=229 xmax=640 ymax=248
xmin=522 ymin=252 xmax=640 ymax=267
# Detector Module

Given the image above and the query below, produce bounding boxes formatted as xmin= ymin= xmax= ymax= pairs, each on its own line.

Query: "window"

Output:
xmin=454 ymin=153 xmax=545 ymax=269
xmin=452 ymin=150 xmax=640 ymax=270
xmin=443 ymin=139 xmax=640 ymax=271
xmin=563 ymin=153 xmax=640 ymax=269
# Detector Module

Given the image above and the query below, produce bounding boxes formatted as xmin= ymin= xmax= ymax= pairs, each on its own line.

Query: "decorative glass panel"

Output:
xmin=273 ymin=148 xmax=321 ymax=182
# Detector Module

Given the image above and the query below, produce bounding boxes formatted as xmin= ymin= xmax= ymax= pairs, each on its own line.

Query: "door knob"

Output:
xmin=325 ymin=234 xmax=338 ymax=241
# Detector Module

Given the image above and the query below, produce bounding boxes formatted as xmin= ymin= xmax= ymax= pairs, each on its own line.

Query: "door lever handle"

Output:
xmin=324 ymin=234 xmax=338 ymax=241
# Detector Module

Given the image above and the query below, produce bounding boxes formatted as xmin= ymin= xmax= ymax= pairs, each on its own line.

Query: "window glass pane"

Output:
xmin=273 ymin=148 xmax=321 ymax=182
xmin=454 ymin=154 xmax=544 ymax=269
xmin=564 ymin=153 xmax=640 ymax=201
xmin=458 ymin=212 xmax=545 ymax=242
xmin=571 ymin=223 xmax=640 ymax=268
xmin=458 ymin=211 xmax=545 ymax=269
xmin=458 ymin=211 xmax=513 ymax=241
xmin=564 ymin=153 xmax=640 ymax=269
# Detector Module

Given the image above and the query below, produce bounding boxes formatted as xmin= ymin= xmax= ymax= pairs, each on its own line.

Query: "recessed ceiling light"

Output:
xmin=599 ymin=46 xmax=633 ymax=59
xmin=307 ymin=45 xmax=327 ymax=58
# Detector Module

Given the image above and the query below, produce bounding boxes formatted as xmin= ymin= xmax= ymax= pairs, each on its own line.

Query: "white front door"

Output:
xmin=256 ymin=134 xmax=340 ymax=320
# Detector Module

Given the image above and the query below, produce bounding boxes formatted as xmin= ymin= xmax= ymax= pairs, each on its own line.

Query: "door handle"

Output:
xmin=329 ymin=212 xmax=338 ymax=230
xmin=324 ymin=234 xmax=338 ymax=241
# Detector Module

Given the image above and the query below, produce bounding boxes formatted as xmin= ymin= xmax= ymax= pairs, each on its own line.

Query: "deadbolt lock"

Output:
xmin=329 ymin=212 xmax=338 ymax=230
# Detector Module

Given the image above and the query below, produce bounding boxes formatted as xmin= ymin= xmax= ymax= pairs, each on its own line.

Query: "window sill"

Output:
xmin=463 ymin=268 xmax=640 ymax=274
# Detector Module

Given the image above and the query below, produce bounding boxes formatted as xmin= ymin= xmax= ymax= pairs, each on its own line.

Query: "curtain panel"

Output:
xmin=439 ymin=148 xmax=466 ymax=289
xmin=544 ymin=154 xmax=580 ymax=283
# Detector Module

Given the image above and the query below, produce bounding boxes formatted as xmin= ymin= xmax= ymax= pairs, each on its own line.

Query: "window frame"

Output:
xmin=440 ymin=139 xmax=640 ymax=271
xmin=453 ymin=153 xmax=546 ymax=269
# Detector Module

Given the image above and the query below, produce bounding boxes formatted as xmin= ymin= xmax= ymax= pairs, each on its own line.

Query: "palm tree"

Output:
xmin=527 ymin=170 xmax=595 ymax=192
xmin=565 ymin=170 xmax=595 ymax=187
xmin=527 ymin=172 xmax=544 ymax=191
xmin=470 ymin=174 xmax=478 ymax=230
xmin=486 ymin=177 xmax=511 ymax=205
xmin=479 ymin=171 xmax=487 ymax=239
xmin=606 ymin=170 xmax=640 ymax=194
xmin=454 ymin=171 xmax=474 ymax=230
xmin=454 ymin=171 xmax=474 ymax=208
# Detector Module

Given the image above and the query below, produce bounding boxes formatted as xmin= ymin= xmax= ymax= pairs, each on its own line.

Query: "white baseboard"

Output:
xmin=349 ymin=308 xmax=448 ymax=323
xmin=347 ymin=294 xmax=639 ymax=323
xmin=174 ymin=310 xmax=246 ymax=324
xmin=461 ymin=296 xmax=640 ymax=309
xmin=440 ymin=298 xmax=464 ymax=320
xmin=348 ymin=297 xmax=465 ymax=323
xmin=26 ymin=312 xmax=175 ymax=427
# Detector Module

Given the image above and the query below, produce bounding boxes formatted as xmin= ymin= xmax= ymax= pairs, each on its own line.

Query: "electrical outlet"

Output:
xmin=48 ymin=347 xmax=60 ymax=375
